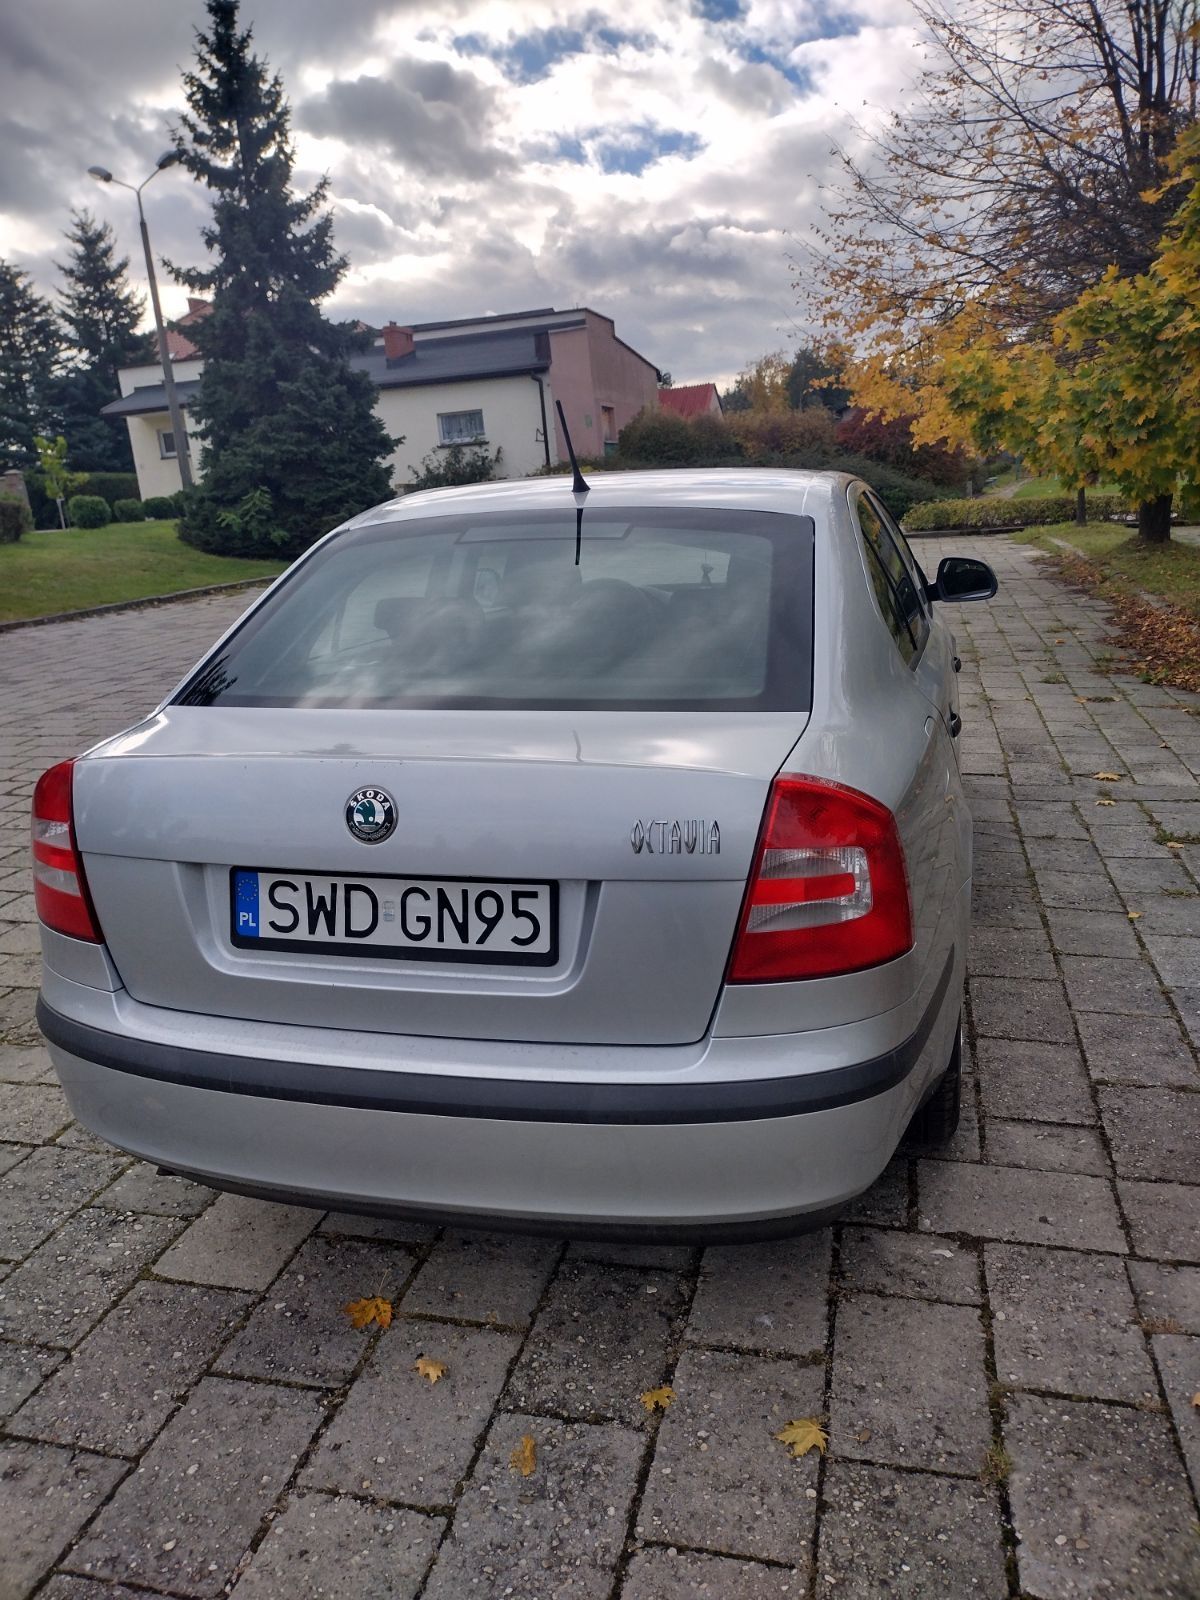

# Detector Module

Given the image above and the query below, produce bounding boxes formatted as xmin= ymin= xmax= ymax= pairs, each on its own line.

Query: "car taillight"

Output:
xmin=728 ymin=776 xmax=912 ymax=982
xmin=31 ymin=759 xmax=102 ymax=942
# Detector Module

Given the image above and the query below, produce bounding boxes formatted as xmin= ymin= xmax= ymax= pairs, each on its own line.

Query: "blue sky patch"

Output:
xmin=692 ymin=0 xmax=747 ymax=19
xmin=454 ymin=19 xmax=654 ymax=84
xmin=594 ymin=124 xmax=706 ymax=176
xmin=738 ymin=40 xmax=815 ymax=93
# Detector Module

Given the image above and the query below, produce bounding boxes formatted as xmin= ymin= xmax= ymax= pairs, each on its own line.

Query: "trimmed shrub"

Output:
xmin=142 ymin=495 xmax=178 ymax=519
xmin=903 ymin=493 xmax=1128 ymax=532
xmin=835 ymin=410 xmax=973 ymax=488
xmin=0 ymin=493 xmax=33 ymax=543
xmin=727 ymin=406 xmax=838 ymax=461
xmin=409 ymin=444 xmax=502 ymax=491
xmin=617 ymin=409 xmax=743 ymax=466
xmin=112 ymin=497 xmax=145 ymax=524
xmin=67 ymin=494 xmax=112 ymax=529
xmin=75 ymin=472 xmax=139 ymax=510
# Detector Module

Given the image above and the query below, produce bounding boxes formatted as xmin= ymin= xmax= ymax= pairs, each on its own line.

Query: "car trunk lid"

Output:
xmin=74 ymin=707 xmax=806 ymax=1045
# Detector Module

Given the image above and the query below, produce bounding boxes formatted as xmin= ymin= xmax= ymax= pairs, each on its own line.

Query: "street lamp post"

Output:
xmin=88 ymin=151 xmax=195 ymax=491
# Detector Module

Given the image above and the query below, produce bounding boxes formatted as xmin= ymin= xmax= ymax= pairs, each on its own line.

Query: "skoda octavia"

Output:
xmin=34 ymin=470 xmax=996 ymax=1237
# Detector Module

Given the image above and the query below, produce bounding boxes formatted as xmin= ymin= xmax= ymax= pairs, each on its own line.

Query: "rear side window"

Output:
xmin=854 ymin=493 xmax=929 ymax=663
xmin=176 ymin=506 xmax=814 ymax=712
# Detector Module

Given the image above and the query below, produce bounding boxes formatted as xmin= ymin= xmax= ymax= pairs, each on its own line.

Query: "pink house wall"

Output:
xmin=549 ymin=311 xmax=660 ymax=462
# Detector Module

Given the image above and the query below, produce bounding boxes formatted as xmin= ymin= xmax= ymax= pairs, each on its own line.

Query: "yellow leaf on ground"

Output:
xmin=1166 ymin=841 xmax=1184 ymax=849
xmin=1128 ymin=911 xmax=1143 ymax=920
xmin=639 ymin=1385 xmax=676 ymax=1413
xmin=774 ymin=1417 xmax=828 ymax=1459
xmin=1191 ymin=1391 xmax=1200 ymax=1410
xmin=344 ymin=1296 xmax=393 ymax=1331
xmin=1092 ymin=772 xmax=1123 ymax=782
xmin=414 ymin=1356 xmax=448 ymax=1384
xmin=1095 ymin=799 xmax=1117 ymax=807
xmin=510 ymin=1434 xmax=537 ymax=1476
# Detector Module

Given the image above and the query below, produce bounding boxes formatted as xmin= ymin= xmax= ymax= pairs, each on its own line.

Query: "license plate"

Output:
xmin=230 ymin=869 xmax=557 ymax=965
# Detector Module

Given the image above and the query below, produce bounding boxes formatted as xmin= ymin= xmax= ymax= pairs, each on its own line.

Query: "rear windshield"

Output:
xmin=175 ymin=506 xmax=814 ymax=712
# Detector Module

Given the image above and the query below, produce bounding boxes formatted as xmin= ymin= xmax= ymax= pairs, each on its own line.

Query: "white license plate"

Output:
xmin=231 ymin=870 xmax=557 ymax=965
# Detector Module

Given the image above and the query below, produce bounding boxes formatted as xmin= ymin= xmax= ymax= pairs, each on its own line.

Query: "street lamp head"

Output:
xmin=155 ymin=149 xmax=180 ymax=170
xmin=87 ymin=165 xmax=114 ymax=183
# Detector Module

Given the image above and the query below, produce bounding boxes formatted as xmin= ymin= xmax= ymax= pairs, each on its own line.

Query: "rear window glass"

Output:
xmin=176 ymin=506 xmax=814 ymax=712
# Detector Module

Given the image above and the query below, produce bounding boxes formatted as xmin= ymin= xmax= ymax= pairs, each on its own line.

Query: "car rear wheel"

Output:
xmin=904 ymin=1014 xmax=962 ymax=1146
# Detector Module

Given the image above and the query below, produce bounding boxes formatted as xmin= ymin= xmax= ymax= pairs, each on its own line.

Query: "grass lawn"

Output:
xmin=1017 ymin=521 xmax=1200 ymax=691
xmin=0 ymin=521 xmax=287 ymax=624
xmin=1010 ymin=475 xmax=1123 ymax=500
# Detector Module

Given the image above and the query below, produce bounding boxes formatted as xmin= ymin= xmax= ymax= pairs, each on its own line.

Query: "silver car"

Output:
xmin=33 ymin=470 xmax=996 ymax=1238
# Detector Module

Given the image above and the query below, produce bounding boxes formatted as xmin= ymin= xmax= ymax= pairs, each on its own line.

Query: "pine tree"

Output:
xmin=170 ymin=0 xmax=394 ymax=557
xmin=52 ymin=210 xmax=155 ymax=472
xmin=0 ymin=261 xmax=61 ymax=473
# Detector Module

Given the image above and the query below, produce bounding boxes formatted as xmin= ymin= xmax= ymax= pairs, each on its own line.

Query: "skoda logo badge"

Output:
xmin=345 ymin=787 xmax=396 ymax=844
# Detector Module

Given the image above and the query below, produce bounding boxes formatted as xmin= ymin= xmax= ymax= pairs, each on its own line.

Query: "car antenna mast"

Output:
xmin=555 ymin=399 xmax=590 ymax=564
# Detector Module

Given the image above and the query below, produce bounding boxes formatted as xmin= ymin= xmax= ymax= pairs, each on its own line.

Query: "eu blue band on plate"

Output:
xmin=233 ymin=871 xmax=260 ymax=937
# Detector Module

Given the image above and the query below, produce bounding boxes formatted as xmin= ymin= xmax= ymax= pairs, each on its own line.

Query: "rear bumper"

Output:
xmin=37 ymin=952 xmax=957 ymax=1236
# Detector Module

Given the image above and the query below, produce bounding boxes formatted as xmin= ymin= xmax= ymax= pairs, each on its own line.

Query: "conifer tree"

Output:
xmin=52 ymin=210 xmax=154 ymax=472
xmin=170 ymin=0 xmax=394 ymax=557
xmin=0 ymin=261 xmax=60 ymax=473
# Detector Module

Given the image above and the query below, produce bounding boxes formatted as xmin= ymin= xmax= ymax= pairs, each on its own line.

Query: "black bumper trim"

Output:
xmin=37 ymin=954 xmax=953 ymax=1127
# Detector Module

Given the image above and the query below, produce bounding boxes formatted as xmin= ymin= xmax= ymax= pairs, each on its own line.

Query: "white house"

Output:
xmin=102 ymin=303 xmax=661 ymax=499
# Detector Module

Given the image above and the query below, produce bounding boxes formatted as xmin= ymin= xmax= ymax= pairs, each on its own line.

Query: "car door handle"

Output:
xmin=949 ymin=711 xmax=962 ymax=738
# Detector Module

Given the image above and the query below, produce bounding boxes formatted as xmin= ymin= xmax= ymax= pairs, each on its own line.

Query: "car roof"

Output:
xmin=342 ymin=468 xmax=860 ymax=531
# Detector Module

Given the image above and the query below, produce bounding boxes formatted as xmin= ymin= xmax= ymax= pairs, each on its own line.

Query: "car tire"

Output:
xmin=903 ymin=1015 xmax=962 ymax=1146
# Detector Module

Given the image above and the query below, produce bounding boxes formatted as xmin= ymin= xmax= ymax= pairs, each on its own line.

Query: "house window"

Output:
xmin=437 ymin=410 xmax=485 ymax=445
xmin=158 ymin=429 xmax=177 ymax=459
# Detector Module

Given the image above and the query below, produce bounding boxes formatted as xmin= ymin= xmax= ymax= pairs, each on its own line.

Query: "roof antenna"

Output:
xmin=554 ymin=399 xmax=590 ymax=566
xmin=555 ymin=400 xmax=590 ymax=496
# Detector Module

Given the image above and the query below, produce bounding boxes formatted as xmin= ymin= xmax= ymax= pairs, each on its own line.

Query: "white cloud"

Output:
xmin=2 ymin=0 xmax=929 ymax=386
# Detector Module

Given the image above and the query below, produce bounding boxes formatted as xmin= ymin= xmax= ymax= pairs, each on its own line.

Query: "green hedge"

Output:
xmin=142 ymin=495 xmax=177 ymax=519
xmin=112 ymin=497 xmax=145 ymax=523
xmin=903 ymin=493 xmax=1128 ymax=531
xmin=0 ymin=493 xmax=32 ymax=544
xmin=78 ymin=472 xmax=139 ymax=510
xmin=67 ymin=494 xmax=112 ymax=528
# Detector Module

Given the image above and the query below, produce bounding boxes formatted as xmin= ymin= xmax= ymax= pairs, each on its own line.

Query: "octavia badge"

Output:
xmin=345 ymin=787 xmax=396 ymax=844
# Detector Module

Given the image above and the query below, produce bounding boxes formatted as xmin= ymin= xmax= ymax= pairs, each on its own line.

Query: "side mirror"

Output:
xmin=926 ymin=555 xmax=998 ymax=603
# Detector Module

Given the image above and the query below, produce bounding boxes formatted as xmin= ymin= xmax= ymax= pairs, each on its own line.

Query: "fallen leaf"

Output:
xmin=1092 ymin=772 xmax=1123 ymax=782
xmin=1127 ymin=911 xmax=1142 ymax=921
xmin=344 ymin=1296 xmax=393 ymax=1331
xmin=1095 ymin=798 xmax=1117 ymax=807
xmin=639 ymin=1385 xmax=676 ymax=1413
xmin=414 ymin=1356 xmax=448 ymax=1384
xmin=1166 ymin=841 xmax=1184 ymax=850
xmin=510 ymin=1434 xmax=537 ymax=1476
xmin=1191 ymin=1392 xmax=1200 ymax=1410
xmin=774 ymin=1417 xmax=828 ymax=1460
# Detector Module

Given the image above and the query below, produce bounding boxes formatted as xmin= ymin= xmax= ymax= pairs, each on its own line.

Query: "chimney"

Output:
xmin=382 ymin=322 xmax=414 ymax=362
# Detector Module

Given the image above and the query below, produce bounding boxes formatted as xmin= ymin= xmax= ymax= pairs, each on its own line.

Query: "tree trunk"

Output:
xmin=1137 ymin=494 xmax=1172 ymax=542
xmin=1075 ymin=486 xmax=1087 ymax=524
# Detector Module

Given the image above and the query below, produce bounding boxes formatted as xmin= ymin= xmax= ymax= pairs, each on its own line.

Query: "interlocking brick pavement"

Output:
xmin=1 ymin=540 xmax=1198 ymax=1598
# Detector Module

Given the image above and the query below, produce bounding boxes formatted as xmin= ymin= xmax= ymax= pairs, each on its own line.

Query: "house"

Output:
xmin=101 ymin=303 xmax=661 ymax=499
xmin=658 ymin=382 xmax=723 ymax=420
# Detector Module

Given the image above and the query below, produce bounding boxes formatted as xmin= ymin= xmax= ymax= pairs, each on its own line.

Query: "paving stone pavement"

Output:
xmin=1 ymin=540 xmax=1199 ymax=1599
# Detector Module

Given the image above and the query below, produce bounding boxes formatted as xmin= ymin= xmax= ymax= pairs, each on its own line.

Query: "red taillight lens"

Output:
xmin=728 ymin=776 xmax=912 ymax=982
xmin=31 ymin=759 xmax=102 ymax=942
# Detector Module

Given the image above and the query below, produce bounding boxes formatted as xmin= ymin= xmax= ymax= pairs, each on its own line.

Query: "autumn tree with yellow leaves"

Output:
xmin=927 ymin=125 xmax=1200 ymax=541
xmin=808 ymin=0 xmax=1200 ymax=344
xmin=806 ymin=0 xmax=1200 ymax=543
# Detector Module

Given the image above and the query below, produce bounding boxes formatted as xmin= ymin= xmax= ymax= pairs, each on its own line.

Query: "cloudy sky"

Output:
xmin=1 ymin=0 xmax=923 ymax=386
